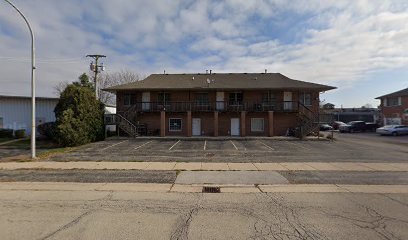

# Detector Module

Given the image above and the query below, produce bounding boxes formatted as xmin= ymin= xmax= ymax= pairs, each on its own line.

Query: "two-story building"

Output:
xmin=104 ymin=73 xmax=336 ymax=137
xmin=376 ymin=88 xmax=408 ymax=125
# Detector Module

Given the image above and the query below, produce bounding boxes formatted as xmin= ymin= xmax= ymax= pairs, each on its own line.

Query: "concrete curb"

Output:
xmin=0 ymin=138 xmax=28 ymax=146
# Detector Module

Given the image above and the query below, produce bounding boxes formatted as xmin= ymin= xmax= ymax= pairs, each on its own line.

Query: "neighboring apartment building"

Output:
xmin=376 ymin=88 xmax=408 ymax=125
xmin=0 ymin=95 xmax=58 ymax=135
xmin=105 ymin=73 xmax=336 ymax=137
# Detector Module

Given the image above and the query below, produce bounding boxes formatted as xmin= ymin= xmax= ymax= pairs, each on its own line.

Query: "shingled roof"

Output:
xmin=376 ymin=87 xmax=408 ymax=99
xmin=104 ymin=73 xmax=336 ymax=92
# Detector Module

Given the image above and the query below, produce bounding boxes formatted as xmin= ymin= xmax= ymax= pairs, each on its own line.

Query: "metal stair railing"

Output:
xmin=116 ymin=113 xmax=138 ymax=137
xmin=297 ymin=102 xmax=320 ymax=138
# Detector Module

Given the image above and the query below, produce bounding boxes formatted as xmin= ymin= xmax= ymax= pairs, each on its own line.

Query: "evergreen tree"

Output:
xmin=54 ymin=73 xmax=105 ymax=146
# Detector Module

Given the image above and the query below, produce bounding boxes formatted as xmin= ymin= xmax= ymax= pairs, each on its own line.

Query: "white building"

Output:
xmin=0 ymin=95 xmax=58 ymax=136
xmin=104 ymin=104 xmax=116 ymax=132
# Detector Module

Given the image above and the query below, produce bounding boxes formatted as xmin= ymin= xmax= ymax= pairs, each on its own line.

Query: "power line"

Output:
xmin=0 ymin=56 xmax=86 ymax=63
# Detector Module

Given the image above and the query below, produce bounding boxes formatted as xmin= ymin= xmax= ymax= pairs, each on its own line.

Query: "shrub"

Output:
xmin=37 ymin=122 xmax=56 ymax=139
xmin=0 ymin=128 xmax=14 ymax=138
xmin=54 ymin=74 xmax=105 ymax=147
xmin=14 ymin=129 xmax=26 ymax=138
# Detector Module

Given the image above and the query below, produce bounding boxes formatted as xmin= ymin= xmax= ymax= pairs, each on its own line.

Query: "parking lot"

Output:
xmin=49 ymin=133 xmax=408 ymax=162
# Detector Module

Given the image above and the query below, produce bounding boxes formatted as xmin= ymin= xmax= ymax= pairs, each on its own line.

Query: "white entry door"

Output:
xmin=231 ymin=118 xmax=240 ymax=136
xmin=216 ymin=92 xmax=224 ymax=110
xmin=192 ymin=118 xmax=201 ymax=136
xmin=142 ymin=92 xmax=150 ymax=110
xmin=283 ymin=91 xmax=293 ymax=111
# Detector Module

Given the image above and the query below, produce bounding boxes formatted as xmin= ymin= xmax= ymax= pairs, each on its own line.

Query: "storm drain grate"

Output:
xmin=202 ymin=186 xmax=221 ymax=193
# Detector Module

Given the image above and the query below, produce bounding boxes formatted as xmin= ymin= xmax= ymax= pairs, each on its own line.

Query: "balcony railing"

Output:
xmin=120 ymin=101 xmax=300 ymax=113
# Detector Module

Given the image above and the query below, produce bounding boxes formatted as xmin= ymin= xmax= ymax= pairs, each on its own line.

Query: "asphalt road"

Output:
xmin=1 ymin=169 xmax=407 ymax=185
xmin=279 ymin=171 xmax=408 ymax=185
xmin=1 ymin=189 xmax=407 ymax=239
xmin=48 ymin=133 xmax=408 ymax=163
xmin=0 ymin=170 xmax=176 ymax=183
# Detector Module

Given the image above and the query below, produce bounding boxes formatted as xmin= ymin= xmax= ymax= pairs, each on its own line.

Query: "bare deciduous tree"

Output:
xmin=53 ymin=81 xmax=69 ymax=95
xmin=361 ymin=103 xmax=373 ymax=109
xmin=97 ymin=70 xmax=144 ymax=105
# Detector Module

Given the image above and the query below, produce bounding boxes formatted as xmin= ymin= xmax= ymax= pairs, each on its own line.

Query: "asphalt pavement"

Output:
xmin=47 ymin=134 xmax=408 ymax=162
xmin=1 ymin=188 xmax=407 ymax=240
xmin=1 ymin=169 xmax=407 ymax=185
xmin=0 ymin=169 xmax=176 ymax=183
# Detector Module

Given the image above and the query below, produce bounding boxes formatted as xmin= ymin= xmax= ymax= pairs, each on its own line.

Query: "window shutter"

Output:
xmin=384 ymin=98 xmax=387 ymax=107
xmin=398 ymin=97 xmax=402 ymax=106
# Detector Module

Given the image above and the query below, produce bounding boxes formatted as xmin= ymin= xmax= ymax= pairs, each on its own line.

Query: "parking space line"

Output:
xmin=257 ymin=140 xmax=275 ymax=151
xmin=230 ymin=140 xmax=238 ymax=150
xmin=284 ymin=141 xmax=309 ymax=150
xmin=101 ymin=140 xmax=128 ymax=151
xmin=169 ymin=140 xmax=180 ymax=151
xmin=134 ymin=140 xmax=153 ymax=150
xmin=204 ymin=140 xmax=207 ymax=150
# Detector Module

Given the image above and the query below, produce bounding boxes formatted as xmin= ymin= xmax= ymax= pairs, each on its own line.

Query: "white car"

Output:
xmin=376 ymin=125 xmax=408 ymax=136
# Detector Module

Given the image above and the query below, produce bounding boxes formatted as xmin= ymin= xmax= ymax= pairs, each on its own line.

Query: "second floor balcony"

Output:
xmin=121 ymin=101 xmax=303 ymax=113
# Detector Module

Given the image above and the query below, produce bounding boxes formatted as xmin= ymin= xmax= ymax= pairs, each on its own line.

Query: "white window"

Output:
xmin=251 ymin=118 xmax=264 ymax=132
xmin=300 ymin=93 xmax=312 ymax=106
xmin=169 ymin=118 xmax=182 ymax=131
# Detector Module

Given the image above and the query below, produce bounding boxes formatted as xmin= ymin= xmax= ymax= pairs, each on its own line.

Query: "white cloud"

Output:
xmin=0 ymin=0 xmax=407 ymax=106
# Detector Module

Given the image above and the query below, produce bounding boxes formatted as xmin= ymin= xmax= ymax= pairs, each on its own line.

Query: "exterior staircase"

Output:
xmin=104 ymin=114 xmax=138 ymax=137
xmin=297 ymin=103 xmax=320 ymax=138
xmin=105 ymin=105 xmax=147 ymax=137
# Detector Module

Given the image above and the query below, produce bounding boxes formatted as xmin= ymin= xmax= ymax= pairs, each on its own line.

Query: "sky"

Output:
xmin=1 ymin=0 xmax=408 ymax=107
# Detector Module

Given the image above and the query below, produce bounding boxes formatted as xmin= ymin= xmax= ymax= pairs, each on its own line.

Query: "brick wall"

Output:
xmin=136 ymin=112 xmax=161 ymax=135
xmin=115 ymin=89 xmax=321 ymax=136
xmin=192 ymin=112 xmax=214 ymax=136
xmin=273 ymin=112 xmax=299 ymax=136
xmin=380 ymin=96 xmax=408 ymax=125
xmin=218 ymin=112 xmax=241 ymax=136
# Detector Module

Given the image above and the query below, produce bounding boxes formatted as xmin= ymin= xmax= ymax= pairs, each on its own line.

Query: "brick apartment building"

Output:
xmin=376 ymin=87 xmax=408 ymax=125
xmin=105 ymin=73 xmax=336 ymax=137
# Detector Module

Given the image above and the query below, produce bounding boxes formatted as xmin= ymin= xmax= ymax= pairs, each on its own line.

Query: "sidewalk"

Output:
xmin=1 ymin=182 xmax=407 ymax=194
xmin=0 ymin=161 xmax=407 ymax=171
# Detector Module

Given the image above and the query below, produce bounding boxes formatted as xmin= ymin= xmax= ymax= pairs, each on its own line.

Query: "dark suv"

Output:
xmin=339 ymin=121 xmax=366 ymax=133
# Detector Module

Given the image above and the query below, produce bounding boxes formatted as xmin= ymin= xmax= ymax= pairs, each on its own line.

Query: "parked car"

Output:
xmin=339 ymin=121 xmax=366 ymax=133
xmin=365 ymin=122 xmax=379 ymax=132
xmin=331 ymin=121 xmax=347 ymax=130
xmin=320 ymin=124 xmax=334 ymax=131
xmin=376 ymin=125 xmax=408 ymax=136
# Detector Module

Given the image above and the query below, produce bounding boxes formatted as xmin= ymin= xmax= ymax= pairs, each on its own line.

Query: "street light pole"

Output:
xmin=3 ymin=0 xmax=36 ymax=158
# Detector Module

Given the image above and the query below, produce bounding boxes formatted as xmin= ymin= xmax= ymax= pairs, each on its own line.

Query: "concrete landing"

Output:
xmin=175 ymin=171 xmax=289 ymax=185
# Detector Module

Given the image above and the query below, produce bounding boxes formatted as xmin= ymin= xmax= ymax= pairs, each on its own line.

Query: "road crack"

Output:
xmin=249 ymin=193 xmax=329 ymax=240
xmin=317 ymin=194 xmax=408 ymax=240
xmin=170 ymin=195 xmax=202 ymax=240
xmin=38 ymin=210 xmax=93 ymax=240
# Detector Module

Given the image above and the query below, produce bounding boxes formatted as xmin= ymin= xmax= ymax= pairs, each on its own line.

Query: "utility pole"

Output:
xmin=86 ymin=54 xmax=106 ymax=99
xmin=3 ymin=0 xmax=36 ymax=159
